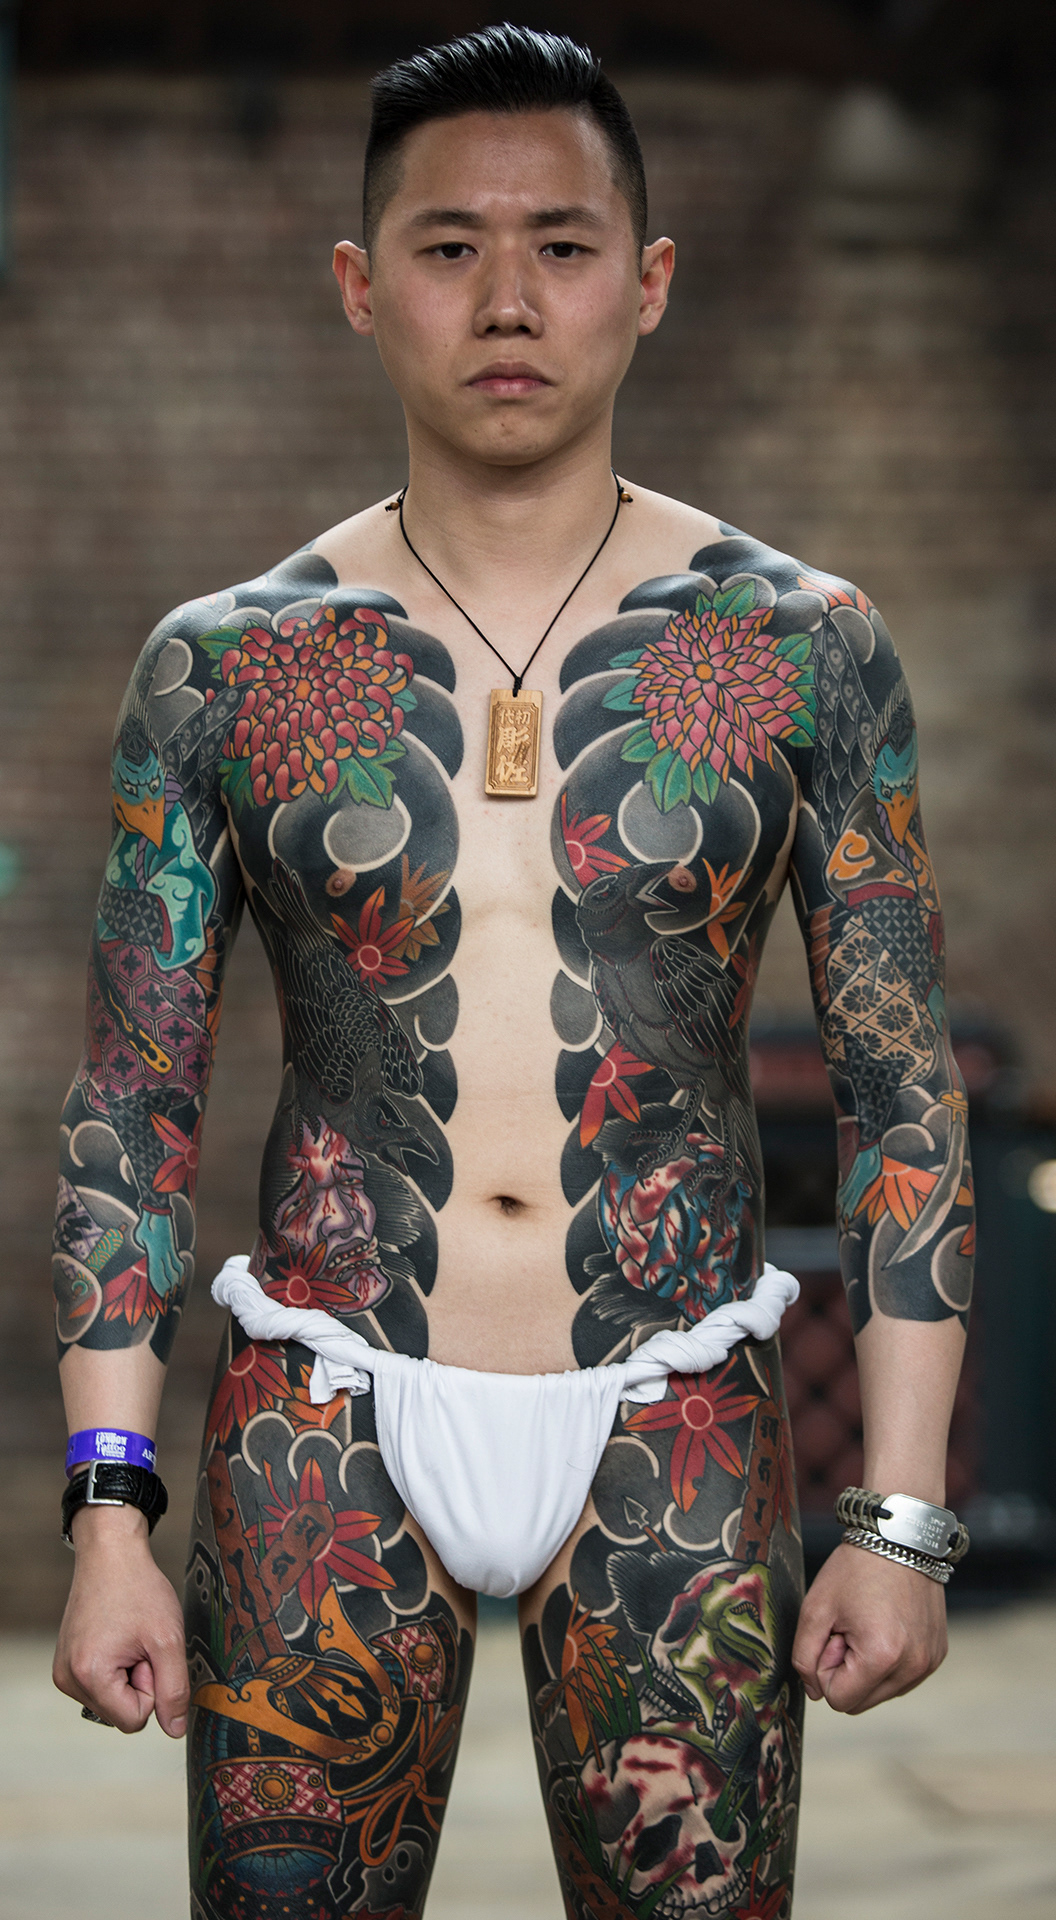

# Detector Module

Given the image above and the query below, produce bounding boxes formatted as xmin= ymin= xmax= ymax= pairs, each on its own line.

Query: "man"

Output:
xmin=53 ymin=27 xmax=972 ymax=1920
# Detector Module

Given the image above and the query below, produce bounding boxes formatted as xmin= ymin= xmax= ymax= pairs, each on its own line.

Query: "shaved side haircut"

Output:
xmin=363 ymin=23 xmax=648 ymax=255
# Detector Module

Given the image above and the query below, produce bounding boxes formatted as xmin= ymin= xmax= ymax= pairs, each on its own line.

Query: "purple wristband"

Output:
xmin=65 ymin=1428 xmax=157 ymax=1478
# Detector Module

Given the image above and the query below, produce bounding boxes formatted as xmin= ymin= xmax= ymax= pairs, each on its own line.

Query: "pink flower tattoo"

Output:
xmin=604 ymin=581 xmax=815 ymax=810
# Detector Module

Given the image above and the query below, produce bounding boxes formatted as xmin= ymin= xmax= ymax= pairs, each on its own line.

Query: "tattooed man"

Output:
xmin=53 ymin=27 xmax=972 ymax=1920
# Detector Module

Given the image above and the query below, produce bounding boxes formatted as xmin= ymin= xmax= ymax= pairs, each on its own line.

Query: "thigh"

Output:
xmin=520 ymin=1334 xmax=804 ymax=1920
xmin=185 ymin=1334 xmax=474 ymax=1920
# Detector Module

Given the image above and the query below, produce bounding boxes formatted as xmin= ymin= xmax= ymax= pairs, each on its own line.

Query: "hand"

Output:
xmin=792 ymin=1540 xmax=948 ymax=1714
xmin=53 ymin=1503 xmax=190 ymax=1737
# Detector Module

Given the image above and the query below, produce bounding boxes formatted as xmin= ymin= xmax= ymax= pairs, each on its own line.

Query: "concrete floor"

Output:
xmin=2 ymin=1601 xmax=1054 ymax=1920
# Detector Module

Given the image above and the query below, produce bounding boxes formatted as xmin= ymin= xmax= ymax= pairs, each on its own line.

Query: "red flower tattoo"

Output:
xmin=625 ymin=1362 xmax=760 ymax=1511
xmin=560 ymin=793 xmax=628 ymax=887
xmin=101 ymin=1256 xmax=166 ymax=1325
xmin=260 ymin=1456 xmax=395 ymax=1617
xmin=579 ymin=1040 xmax=653 ymax=1148
xmin=206 ymin=1340 xmax=290 ymax=1442
xmin=150 ymin=1113 xmax=201 ymax=1198
xmin=203 ymin=604 xmax=415 ymax=810
xmin=332 ymin=886 xmax=415 ymax=988
xmin=605 ymin=583 xmax=815 ymax=810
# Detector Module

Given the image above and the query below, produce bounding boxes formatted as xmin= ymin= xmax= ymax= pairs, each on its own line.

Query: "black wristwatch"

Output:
xmin=61 ymin=1461 xmax=169 ymax=1547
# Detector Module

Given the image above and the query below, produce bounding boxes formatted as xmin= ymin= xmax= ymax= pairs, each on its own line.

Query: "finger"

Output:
xmin=75 ymin=1658 xmax=154 ymax=1734
xmin=843 ymin=1670 xmax=915 ymax=1713
xmin=816 ymin=1633 xmax=848 ymax=1700
xmin=129 ymin=1657 xmax=154 ymax=1696
xmin=821 ymin=1641 xmax=922 ymax=1714
xmin=818 ymin=1632 xmax=847 ymax=1675
xmin=791 ymin=1604 xmax=835 ymax=1702
xmin=846 ymin=1645 xmax=946 ymax=1713
xmin=148 ymin=1631 xmax=191 ymax=1739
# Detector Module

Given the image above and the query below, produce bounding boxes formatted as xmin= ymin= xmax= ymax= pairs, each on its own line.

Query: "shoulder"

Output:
xmin=132 ymin=537 xmax=407 ymax=707
xmin=616 ymin=482 xmax=727 ymax=560
xmin=145 ymin=541 xmax=344 ymax=661
xmin=616 ymin=505 xmax=906 ymax=709
xmin=562 ymin=510 xmax=914 ymax=821
xmin=568 ymin=508 xmax=901 ymax=699
xmin=115 ymin=544 xmax=364 ymax=776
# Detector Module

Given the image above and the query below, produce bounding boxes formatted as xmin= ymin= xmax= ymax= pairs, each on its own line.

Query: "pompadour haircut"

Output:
xmin=363 ymin=24 xmax=647 ymax=254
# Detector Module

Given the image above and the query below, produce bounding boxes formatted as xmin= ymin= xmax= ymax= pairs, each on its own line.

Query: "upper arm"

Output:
xmin=786 ymin=574 xmax=972 ymax=1331
xmin=99 ymin=595 xmax=247 ymax=1029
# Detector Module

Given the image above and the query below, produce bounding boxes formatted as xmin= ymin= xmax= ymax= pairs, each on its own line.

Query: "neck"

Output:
xmin=400 ymin=415 xmax=620 ymax=604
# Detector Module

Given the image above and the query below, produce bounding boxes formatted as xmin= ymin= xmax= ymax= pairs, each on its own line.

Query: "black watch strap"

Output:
xmin=62 ymin=1461 xmax=169 ymax=1546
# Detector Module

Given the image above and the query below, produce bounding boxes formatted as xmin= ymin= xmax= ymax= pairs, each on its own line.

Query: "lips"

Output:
xmin=467 ymin=363 xmax=550 ymax=394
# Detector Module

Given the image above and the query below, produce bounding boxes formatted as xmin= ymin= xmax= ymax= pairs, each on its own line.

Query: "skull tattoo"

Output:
xmin=582 ymin=1732 xmax=748 ymax=1917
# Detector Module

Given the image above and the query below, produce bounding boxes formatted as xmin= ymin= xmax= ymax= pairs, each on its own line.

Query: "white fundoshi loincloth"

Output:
xmin=212 ymin=1257 xmax=799 ymax=1599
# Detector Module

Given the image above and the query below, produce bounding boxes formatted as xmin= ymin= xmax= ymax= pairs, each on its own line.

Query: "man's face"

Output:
xmin=337 ymin=109 xmax=670 ymax=470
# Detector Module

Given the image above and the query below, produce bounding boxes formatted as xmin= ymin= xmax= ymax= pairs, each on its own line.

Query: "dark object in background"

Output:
xmin=14 ymin=0 xmax=1056 ymax=97
xmin=755 ymin=1019 xmax=1056 ymax=1597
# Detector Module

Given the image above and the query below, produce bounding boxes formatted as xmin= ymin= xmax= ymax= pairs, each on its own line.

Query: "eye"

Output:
xmin=149 ymin=776 xmax=161 ymax=793
xmin=431 ymin=242 xmax=474 ymax=261
xmin=663 ymin=1600 xmax=699 ymax=1643
xmin=543 ymin=241 xmax=583 ymax=259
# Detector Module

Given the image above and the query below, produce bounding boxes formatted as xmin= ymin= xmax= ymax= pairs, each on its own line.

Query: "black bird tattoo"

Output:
xmin=262 ymin=859 xmax=435 ymax=1170
xmin=575 ymin=861 xmax=752 ymax=1216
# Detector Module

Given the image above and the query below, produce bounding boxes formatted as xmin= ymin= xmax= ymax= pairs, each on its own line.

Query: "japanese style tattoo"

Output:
xmin=56 ymin=550 xmax=470 ymax=1919
xmin=529 ymin=530 xmax=970 ymax=1920
xmin=54 ymin=526 xmax=970 ymax=1920
xmin=551 ymin=531 xmax=973 ymax=1351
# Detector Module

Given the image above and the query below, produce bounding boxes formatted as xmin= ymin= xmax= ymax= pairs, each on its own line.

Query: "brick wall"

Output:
xmin=1 ymin=72 xmax=1052 ymax=1621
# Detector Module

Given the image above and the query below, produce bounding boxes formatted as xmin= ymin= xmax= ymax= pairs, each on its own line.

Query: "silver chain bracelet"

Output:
xmin=836 ymin=1485 xmax=969 ymax=1563
xmin=842 ymin=1526 xmax=952 ymax=1585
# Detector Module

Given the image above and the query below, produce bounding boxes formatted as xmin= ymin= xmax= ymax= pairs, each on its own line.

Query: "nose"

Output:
xmin=473 ymin=245 xmax=542 ymax=337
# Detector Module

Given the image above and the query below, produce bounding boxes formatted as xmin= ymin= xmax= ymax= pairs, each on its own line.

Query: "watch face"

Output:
xmin=877 ymin=1492 xmax=956 ymax=1559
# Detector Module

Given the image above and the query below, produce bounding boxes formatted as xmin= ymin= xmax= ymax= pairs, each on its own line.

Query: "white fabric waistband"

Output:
xmin=211 ymin=1257 xmax=799 ymax=1407
xmin=211 ymin=1257 xmax=799 ymax=1595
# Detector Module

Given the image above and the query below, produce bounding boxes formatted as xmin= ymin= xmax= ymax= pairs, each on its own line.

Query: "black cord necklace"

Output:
xmin=388 ymin=469 xmax=631 ymax=797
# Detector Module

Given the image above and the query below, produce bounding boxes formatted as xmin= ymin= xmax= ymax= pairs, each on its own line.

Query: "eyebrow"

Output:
xmin=407 ymin=204 xmax=606 ymax=232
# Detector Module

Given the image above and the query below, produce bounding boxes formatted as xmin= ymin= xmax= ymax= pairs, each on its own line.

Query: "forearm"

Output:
xmin=59 ymin=1341 xmax=167 ymax=1443
xmin=54 ymin=1320 xmax=189 ymax=1735
xmin=54 ymin=1032 xmax=200 ymax=1360
xmin=791 ymin=1235 xmax=967 ymax=1714
xmin=59 ymin=1337 xmax=168 ymax=1552
xmin=855 ymin=1312 xmax=965 ymax=1505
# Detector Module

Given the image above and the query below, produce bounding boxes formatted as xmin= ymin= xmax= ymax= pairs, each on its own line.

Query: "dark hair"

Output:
xmin=363 ymin=24 xmax=647 ymax=254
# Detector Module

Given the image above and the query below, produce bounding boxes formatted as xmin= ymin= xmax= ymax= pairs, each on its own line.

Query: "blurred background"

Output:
xmin=0 ymin=5 xmax=1055 ymax=1911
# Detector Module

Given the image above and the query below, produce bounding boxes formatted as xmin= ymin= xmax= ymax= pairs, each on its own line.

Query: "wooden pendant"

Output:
xmin=485 ymin=688 xmax=543 ymax=797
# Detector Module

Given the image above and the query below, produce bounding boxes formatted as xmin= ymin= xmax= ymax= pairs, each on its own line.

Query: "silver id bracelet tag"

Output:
xmin=876 ymin=1493 xmax=959 ymax=1560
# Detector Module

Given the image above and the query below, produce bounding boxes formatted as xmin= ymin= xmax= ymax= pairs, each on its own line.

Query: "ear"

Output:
xmin=333 ymin=241 xmax=375 ymax=337
xmin=637 ymin=237 xmax=675 ymax=338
